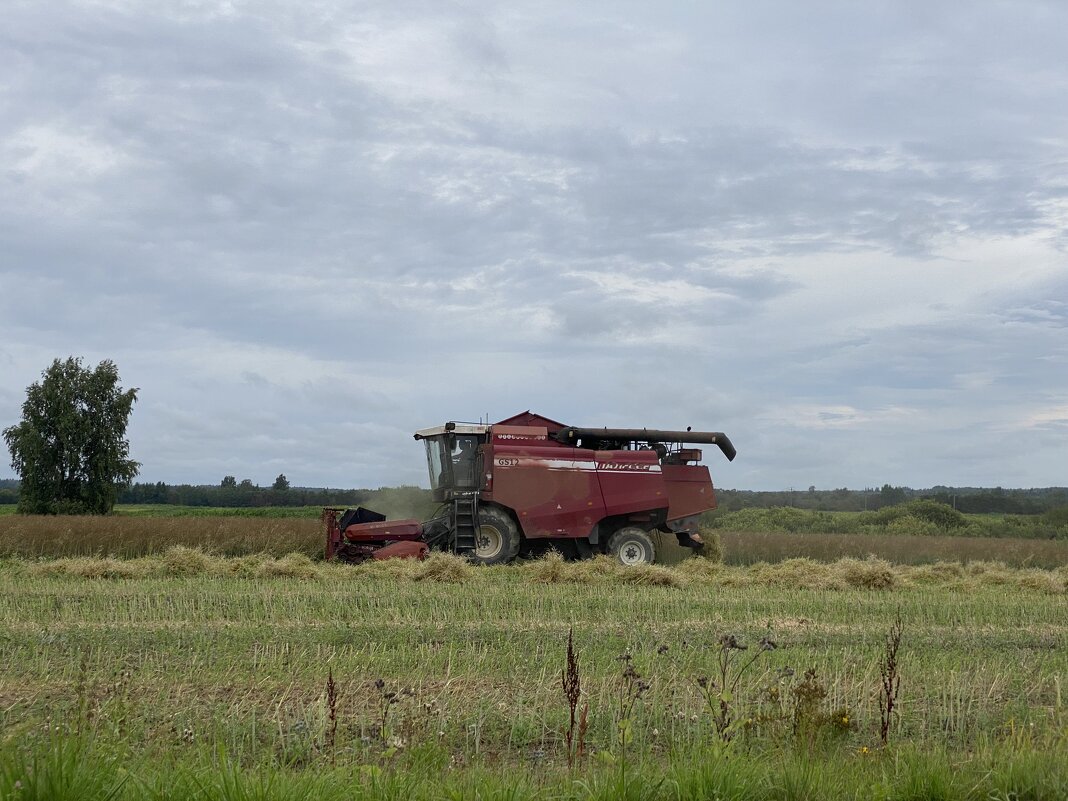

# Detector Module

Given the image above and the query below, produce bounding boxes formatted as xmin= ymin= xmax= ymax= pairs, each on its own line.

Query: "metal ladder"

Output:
xmin=451 ymin=494 xmax=479 ymax=554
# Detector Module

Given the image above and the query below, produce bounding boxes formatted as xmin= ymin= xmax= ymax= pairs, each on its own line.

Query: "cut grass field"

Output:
xmin=1 ymin=551 xmax=1066 ymax=799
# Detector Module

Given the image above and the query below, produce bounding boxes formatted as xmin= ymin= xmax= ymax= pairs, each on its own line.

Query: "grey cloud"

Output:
xmin=1002 ymin=301 xmax=1068 ymax=329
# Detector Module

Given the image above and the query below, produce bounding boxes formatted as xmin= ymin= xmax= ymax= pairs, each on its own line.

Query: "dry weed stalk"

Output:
xmin=879 ymin=612 xmax=904 ymax=745
xmin=560 ymin=626 xmax=588 ymax=769
xmin=325 ymin=669 xmax=338 ymax=763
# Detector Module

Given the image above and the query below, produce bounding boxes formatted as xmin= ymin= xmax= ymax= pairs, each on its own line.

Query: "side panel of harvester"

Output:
xmin=484 ymin=445 xmax=720 ymax=538
xmin=487 ymin=443 xmax=606 ymax=538
xmin=594 ymin=449 xmax=665 ymax=520
xmin=661 ymin=464 xmax=716 ymax=520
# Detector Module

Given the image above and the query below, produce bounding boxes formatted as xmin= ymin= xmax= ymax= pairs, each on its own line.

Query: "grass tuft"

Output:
xmin=836 ymin=557 xmax=897 ymax=590
xmin=413 ymin=552 xmax=475 ymax=583
xmin=256 ymin=552 xmax=320 ymax=579
xmin=216 ymin=553 xmax=270 ymax=576
xmin=162 ymin=545 xmax=214 ymax=575
xmin=30 ymin=556 xmax=145 ymax=579
xmin=352 ymin=556 xmax=421 ymax=580
xmin=616 ymin=562 xmax=684 ymax=587
xmin=675 ymin=557 xmax=723 ymax=582
xmin=742 ymin=558 xmax=845 ymax=590
xmin=525 ymin=549 xmax=576 ymax=583
xmin=1014 ymin=569 xmax=1065 ymax=594
xmin=582 ymin=555 xmax=625 ymax=580
xmin=966 ymin=561 xmax=1014 ymax=585
xmin=907 ymin=561 xmax=966 ymax=585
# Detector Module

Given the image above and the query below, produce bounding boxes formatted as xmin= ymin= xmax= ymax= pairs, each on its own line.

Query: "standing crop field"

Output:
xmin=1 ymin=552 xmax=1066 ymax=800
xmin=0 ymin=513 xmax=324 ymax=559
xmin=717 ymin=530 xmax=1068 ymax=568
xmin=5 ymin=507 xmax=1068 ymax=566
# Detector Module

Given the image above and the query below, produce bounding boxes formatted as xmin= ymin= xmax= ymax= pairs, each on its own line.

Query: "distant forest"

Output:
xmin=0 ymin=477 xmax=1066 ymax=515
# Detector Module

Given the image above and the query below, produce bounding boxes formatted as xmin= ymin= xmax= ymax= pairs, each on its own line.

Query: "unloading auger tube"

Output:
xmin=551 ymin=427 xmax=737 ymax=462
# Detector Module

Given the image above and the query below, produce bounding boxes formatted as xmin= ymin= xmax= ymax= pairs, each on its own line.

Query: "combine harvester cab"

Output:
xmin=326 ymin=411 xmax=735 ymax=567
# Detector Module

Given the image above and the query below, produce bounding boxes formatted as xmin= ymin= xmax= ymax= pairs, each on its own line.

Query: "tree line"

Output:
xmin=115 ymin=478 xmax=408 ymax=508
xmin=3 ymin=357 xmax=1066 ymax=517
xmin=2 ymin=477 xmax=1066 ymax=516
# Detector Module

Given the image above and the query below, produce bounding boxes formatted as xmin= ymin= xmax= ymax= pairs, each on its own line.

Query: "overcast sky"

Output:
xmin=2 ymin=1 xmax=1066 ymax=491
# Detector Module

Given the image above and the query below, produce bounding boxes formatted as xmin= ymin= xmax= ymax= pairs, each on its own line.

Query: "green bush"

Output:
xmin=865 ymin=500 xmax=967 ymax=530
xmin=901 ymin=499 xmax=967 ymax=529
xmin=712 ymin=507 xmax=822 ymax=533
xmin=1043 ymin=506 xmax=1068 ymax=527
xmin=885 ymin=515 xmax=942 ymax=537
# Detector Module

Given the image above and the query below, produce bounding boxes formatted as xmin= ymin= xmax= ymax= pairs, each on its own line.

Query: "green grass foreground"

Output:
xmin=1 ymin=554 xmax=1066 ymax=799
xmin=2 ymin=737 xmax=1067 ymax=801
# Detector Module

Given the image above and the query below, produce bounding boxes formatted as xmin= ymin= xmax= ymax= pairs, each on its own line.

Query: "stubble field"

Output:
xmin=1 ymin=540 xmax=1067 ymax=800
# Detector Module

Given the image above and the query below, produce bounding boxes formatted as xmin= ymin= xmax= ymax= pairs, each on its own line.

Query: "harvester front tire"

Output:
xmin=607 ymin=527 xmax=656 ymax=566
xmin=473 ymin=506 xmax=521 ymax=566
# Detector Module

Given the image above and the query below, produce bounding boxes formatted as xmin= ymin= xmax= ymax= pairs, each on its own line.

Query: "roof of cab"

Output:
xmin=413 ymin=423 xmax=490 ymax=440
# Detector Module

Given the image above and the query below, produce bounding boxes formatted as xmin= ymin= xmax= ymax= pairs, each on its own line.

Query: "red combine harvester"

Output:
xmin=324 ymin=411 xmax=736 ymax=566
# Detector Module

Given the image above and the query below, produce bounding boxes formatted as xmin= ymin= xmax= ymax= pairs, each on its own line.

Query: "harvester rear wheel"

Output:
xmin=607 ymin=527 xmax=656 ymax=566
xmin=473 ymin=505 xmax=521 ymax=566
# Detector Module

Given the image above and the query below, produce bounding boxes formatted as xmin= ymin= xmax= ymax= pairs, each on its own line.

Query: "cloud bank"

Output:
xmin=2 ymin=1 xmax=1066 ymax=490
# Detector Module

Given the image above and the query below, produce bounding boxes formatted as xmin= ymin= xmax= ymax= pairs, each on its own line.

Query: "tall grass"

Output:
xmin=720 ymin=529 xmax=1068 ymax=568
xmin=708 ymin=503 xmax=1068 ymax=540
xmin=114 ymin=504 xmax=325 ymax=518
xmin=0 ymin=515 xmax=323 ymax=558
